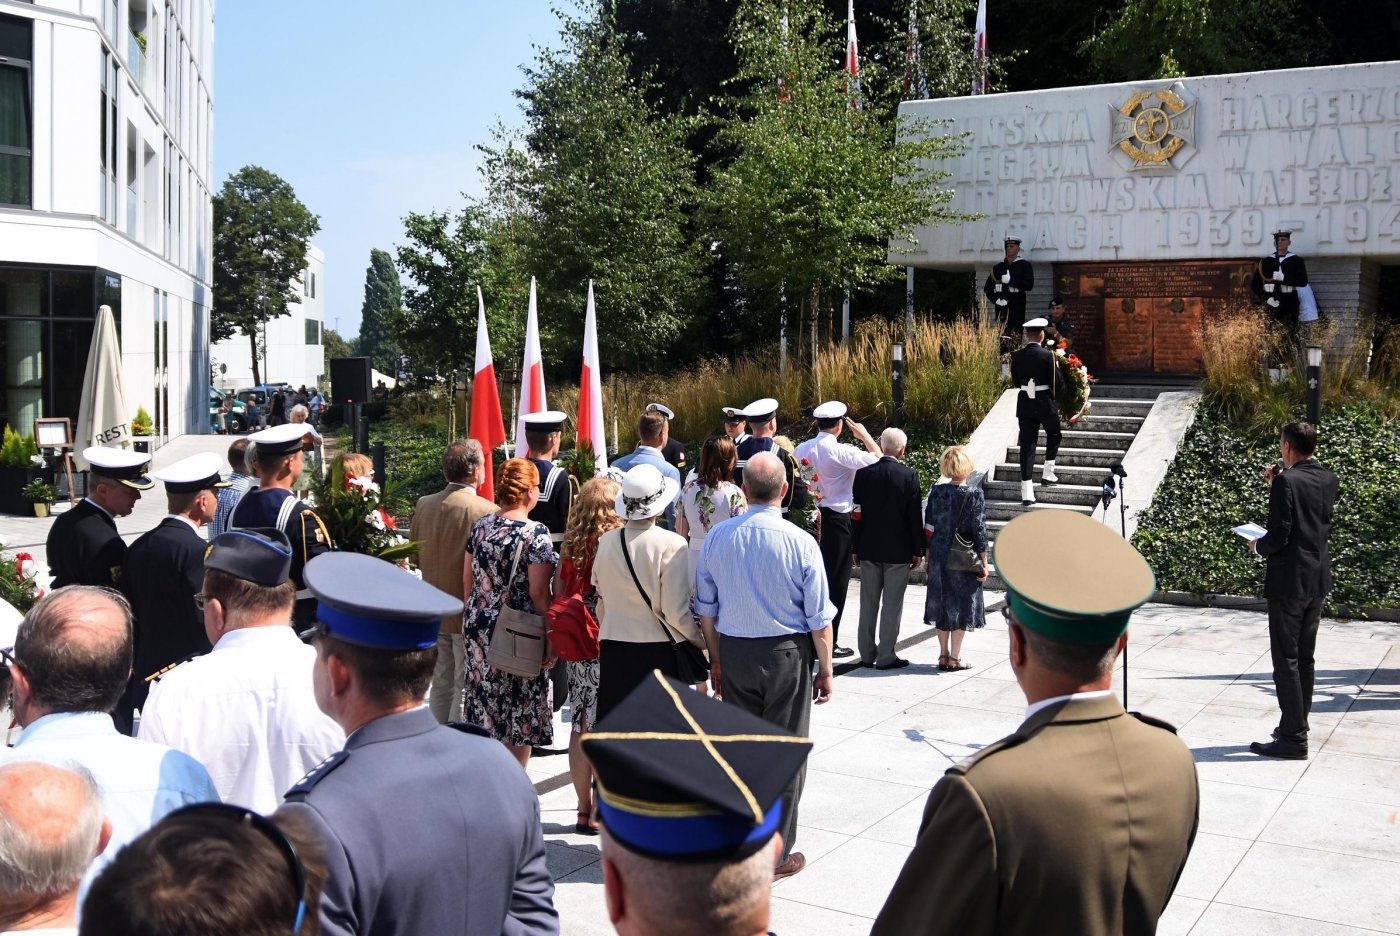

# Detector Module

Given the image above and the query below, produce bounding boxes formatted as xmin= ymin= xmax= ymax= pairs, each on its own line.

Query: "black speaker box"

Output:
xmin=329 ymin=357 xmax=372 ymax=405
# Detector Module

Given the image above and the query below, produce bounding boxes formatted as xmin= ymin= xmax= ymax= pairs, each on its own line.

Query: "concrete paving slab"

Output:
xmin=795 ymin=768 xmax=928 ymax=837
xmin=869 ymin=701 xmax=1028 ymax=748
xmin=1319 ymin=718 xmax=1400 ymax=762
xmin=1215 ymin=841 xmax=1400 ymax=933
xmin=1174 ymin=832 xmax=1254 ymax=902
xmin=1292 ymin=752 xmax=1400 ymax=807
xmin=768 ymin=896 xmax=876 ymax=935
xmin=771 ymin=836 xmax=913 ymax=919
xmin=1179 ymin=734 xmax=1312 ymax=792
xmin=859 ymin=793 xmax=933 ymax=848
xmin=1259 ymin=791 xmax=1400 ymax=863
xmin=1157 ymin=895 xmax=1210 ymax=936
xmin=1188 ymin=903 xmax=1396 ymax=935
xmin=1182 ymin=701 xmax=1341 ymax=745
xmin=808 ymin=727 xmax=971 ymax=789
xmin=1196 ymin=780 xmax=1289 ymax=839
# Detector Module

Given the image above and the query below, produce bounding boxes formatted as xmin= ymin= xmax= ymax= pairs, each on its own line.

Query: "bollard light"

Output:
xmin=1305 ymin=344 xmax=1323 ymax=425
xmin=891 ymin=341 xmax=906 ymax=428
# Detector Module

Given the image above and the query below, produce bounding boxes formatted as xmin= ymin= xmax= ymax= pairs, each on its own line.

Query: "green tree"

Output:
xmin=212 ymin=166 xmax=321 ymax=387
xmin=357 ymin=248 xmax=403 ymax=376
xmin=322 ymin=326 xmax=353 ymax=378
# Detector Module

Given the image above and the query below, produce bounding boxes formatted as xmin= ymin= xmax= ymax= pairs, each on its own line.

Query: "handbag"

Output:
xmin=620 ymin=529 xmax=710 ymax=684
xmin=943 ymin=489 xmax=984 ymax=575
xmin=547 ymin=560 xmax=601 ymax=662
xmin=486 ymin=529 xmax=548 ymax=678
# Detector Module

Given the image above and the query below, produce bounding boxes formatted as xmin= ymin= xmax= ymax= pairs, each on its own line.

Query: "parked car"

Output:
xmin=209 ymin=388 xmax=248 ymax=433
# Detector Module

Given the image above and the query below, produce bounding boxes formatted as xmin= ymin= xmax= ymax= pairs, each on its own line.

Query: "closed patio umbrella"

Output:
xmin=74 ymin=304 xmax=131 ymax=470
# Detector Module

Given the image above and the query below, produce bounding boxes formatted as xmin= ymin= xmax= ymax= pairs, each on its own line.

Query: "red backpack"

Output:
xmin=547 ymin=559 xmax=600 ymax=662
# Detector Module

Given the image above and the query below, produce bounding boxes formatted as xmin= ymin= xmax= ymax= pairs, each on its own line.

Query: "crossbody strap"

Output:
xmin=504 ymin=524 xmax=530 ymax=609
xmin=620 ymin=528 xmax=678 ymax=647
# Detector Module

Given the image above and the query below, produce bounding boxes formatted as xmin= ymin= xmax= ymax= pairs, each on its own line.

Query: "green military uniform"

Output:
xmin=874 ymin=511 xmax=1199 ymax=936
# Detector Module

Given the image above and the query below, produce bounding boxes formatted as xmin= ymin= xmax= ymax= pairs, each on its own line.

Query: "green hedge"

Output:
xmin=1132 ymin=402 xmax=1400 ymax=614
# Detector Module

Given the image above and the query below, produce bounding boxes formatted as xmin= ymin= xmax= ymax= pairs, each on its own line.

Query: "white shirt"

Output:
xmin=1024 ymin=689 xmax=1114 ymax=720
xmin=803 ymin=431 xmax=879 ymax=513
xmin=138 ymin=625 xmax=344 ymax=813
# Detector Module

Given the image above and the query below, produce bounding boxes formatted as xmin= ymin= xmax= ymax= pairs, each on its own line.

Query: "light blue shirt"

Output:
xmin=3 ymin=711 xmax=220 ymax=891
xmin=211 ymin=472 xmax=254 ymax=537
xmin=610 ymin=446 xmax=682 ymax=527
xmin=695 ymin=505 xmax=834 ymax=638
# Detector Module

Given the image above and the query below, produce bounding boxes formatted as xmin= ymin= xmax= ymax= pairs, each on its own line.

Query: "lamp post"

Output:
xmin=891 ymin=341 xmax=906 ymax=428
xmin=1306 ymin=344 xmax=1323 ymax=424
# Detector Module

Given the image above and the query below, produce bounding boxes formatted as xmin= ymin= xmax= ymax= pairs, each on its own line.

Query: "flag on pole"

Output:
xmin=903 ymin=0 xmax=928 ymax=100
xmin=469 ymin=286 xmax=506 ymax=503
xmin=515 ymin=276 xmax=547 ymax=456
xmin=577 ymin=280 xmax=607 ymax=475
xmin=845 ymin=0 xmax=861 ymax=110
xmin=972 ymin=0 xmax=988 ymax=96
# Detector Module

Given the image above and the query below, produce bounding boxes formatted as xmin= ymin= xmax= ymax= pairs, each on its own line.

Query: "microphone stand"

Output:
xmin=1101 ymin=475 xmax=1129 ymax=708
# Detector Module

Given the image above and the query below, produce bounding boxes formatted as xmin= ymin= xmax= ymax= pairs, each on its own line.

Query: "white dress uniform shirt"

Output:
xmin=805 ymin=431 xmax=879 ymax=514
xmin=138 ymin=624 xmax=344 ymax=813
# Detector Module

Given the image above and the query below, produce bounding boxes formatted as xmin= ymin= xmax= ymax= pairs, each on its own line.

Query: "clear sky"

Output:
xmin=212 ymin=2 xmax=573 ymax=340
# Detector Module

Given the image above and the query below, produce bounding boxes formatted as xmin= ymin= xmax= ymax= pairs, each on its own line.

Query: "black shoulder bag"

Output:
xmin=620 ymin=529 xmax=710 ymax=684
xmin=943 ymin=489 xmax=984 ymax=575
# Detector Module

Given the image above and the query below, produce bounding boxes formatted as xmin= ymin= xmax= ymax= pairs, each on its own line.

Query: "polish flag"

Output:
xmin=577 ymin=281 xmax=607 ymax=474
xmin=972 ymin=0 xmax=988 ymax=95
xmin=469 ymin=286 xmax=506 ymax=502
xmin=846 ymin=0 xmax=861 ymax=109
xmin=515 ymin=276 xmax=547 ymax=456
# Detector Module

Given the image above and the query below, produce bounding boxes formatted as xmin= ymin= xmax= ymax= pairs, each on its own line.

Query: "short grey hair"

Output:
xmin=288 ymin=404 xmax=310 ymax=423
xmin=742 ymin=451 xmax=785 ymax=503
xmin=879 ymin=428 xmax=907 ymax=455
xmin=0 ymin=761 xmax=104 ymax=904
xmin=441 ymin=439 xmax=484 ymax=484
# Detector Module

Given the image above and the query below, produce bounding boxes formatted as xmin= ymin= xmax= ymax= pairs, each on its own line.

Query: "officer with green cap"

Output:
xmin=874 ymin=510 xmax=1199 ymax=936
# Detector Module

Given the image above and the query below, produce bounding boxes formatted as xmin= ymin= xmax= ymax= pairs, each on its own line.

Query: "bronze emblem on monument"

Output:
xmin=1108 ymin=81 xmax=1197 ymax=171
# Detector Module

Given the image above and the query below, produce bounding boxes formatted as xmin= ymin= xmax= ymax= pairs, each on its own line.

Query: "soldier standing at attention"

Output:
xmin=1251 ymin=228 xmax=1309 ymax=362
xmin=983 ymin=235 xmax=1034 ymax=343
xmin=874 ymin=511 xmax=1199 ymax=936
xmin=46 ymin=447 xmax=152 ymax=589
xmin=1010 ymin=318 xmax=1061 ymax=506
xmin=521 ymin=411 xmax=576 ymax=545
xmin=722 ymin=406 xmax=749 ymax=446
xmin=732 ymin=398 xmax=806 ymax=520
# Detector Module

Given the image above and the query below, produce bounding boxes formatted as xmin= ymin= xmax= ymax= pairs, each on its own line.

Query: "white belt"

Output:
xmin=1022 ymin=382 xmax=1050 ymax=399
xmin=1280 ymin=284 xmax=1295 ymax=293
xmin=1007 ymin=286 xmax=1021 ymax=293
xmin=1264 ymin=283 xmax=1296 ymax=295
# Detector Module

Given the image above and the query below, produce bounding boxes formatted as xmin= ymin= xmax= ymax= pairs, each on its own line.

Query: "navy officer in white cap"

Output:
xmin=277 ymin=553 xmax=558 ymax=936
xmin=520 ymin=410 xmax=576 ymax=544
xmin=231 ymin=423 xmax=331 ymax=627
xmin=721 ymin=406 xmax=749 ymax=446
xmin=46 ymin=446 xmax=152 ymax=589
xmin=1010 ymin=317 xmax=1062 ymax=506
xmin=732 ymin=397 xmax=807 ymax=518
xmin=114 ymin=452 xmax=230 ymax=732
xmin=645 ymin=401 xmax=688 ymax=474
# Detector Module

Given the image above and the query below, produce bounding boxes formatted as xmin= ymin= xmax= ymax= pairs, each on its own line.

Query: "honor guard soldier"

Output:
xmin=1010 ymin=318 xmax=1061 ymax=506
xmin=645 ymin=401 xmax=688 ymax=474
xmin=875 ymin=511 xmax=1199 ymax=936
xmin=1251 ymin=228 xmax=1309 ymax=354
xmin=983 ymin=235 xmax=1034 ymax=341
xmin=732 ymin=398 xmax=807 ymax=518
xmin=584 ymin=671 xmax=813 ymax=935
xmin=1045 ymin=295 xmax=1075 ymax=349
xmin=278 ymin=553 xmax=559 ymax=936
xmin=46 ymin=446 xmax=152 ymax=589
xmin=231 ymin=424 xmax=331 ymax=628
xmin=521 ymin=410 xmax=576 ymax=544
xmin=722 ymin=406 xmax=749 ymax=445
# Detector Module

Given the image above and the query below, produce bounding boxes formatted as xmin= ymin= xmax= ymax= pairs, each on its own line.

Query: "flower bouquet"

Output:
xmin=307 ymin=462 xmax=421 ymax=568
xmin=792 ymin=457 xmax=823 ymax=537
xmin=1054 ymin=348 xmax=1094 ymax=427
xmin=0 ymin=549 xmax=44 ymax=613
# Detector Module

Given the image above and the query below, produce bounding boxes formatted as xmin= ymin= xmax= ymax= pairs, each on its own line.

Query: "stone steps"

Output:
xmin=984 ymin=480 xmax=1105 ymax=506
xmin=993 ymin=462 xmax=1110 ymax=487
xmin=1087 ymin=399 xmax=1155 ymax=417
xmin=1006 ymin=445 xmax=1130 ymax=468
xmin=1075 ymin=415 xmax=1146 ymax=434
xmin=985 ymin=499 xmax=1098 ymax=522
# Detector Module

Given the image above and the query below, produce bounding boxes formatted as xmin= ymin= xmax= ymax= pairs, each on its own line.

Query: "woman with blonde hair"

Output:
xmin=923 ymin=445 xmax=989 ymax=671
xmin=461 ymin=457 xmax=558 ymax=767
xmin=553 ymin=475 xmax=623 ymax=834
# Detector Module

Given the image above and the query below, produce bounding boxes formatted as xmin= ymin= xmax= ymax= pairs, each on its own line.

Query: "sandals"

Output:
xmin=947 ymin=657 xmax=973 ymax=672
xmin=937 ymin=654 xmax=953 ymax=672
xmin=576 ymin=811 xmax=600 ymax=836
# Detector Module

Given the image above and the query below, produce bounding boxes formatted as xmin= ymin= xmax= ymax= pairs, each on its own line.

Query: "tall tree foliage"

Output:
xmin=212 ymin=166 xmax=320 ymax=387
xmin=356 ymin=248 xmax=404 ymax=376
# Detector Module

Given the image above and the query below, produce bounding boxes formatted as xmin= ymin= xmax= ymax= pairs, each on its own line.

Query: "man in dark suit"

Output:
xmin=1249 ymin=421 xmax=1339 ymax=759
xmin=46 ymin=446 xmax=151 ymax=588
xmin=983 ymin=235 xmax=1034 ymax=342
xmin=851 ymin=428 xmax=924 ymax=669
xmin=278 ymin=553 xmax=559 ymax=936
xmin=116 ymin=452 xmax=228 ymax=733
xmin=1010 ymin=318 xmax=1061 ymax=506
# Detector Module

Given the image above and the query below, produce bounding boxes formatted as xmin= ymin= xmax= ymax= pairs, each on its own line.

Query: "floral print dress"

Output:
xmin=680 ymin=480 xmax=747 ymax=620
xmin=561 ymin=555 xmax=602 ymax=733
xmin=461 ymin=514 xmax=558 ymax=747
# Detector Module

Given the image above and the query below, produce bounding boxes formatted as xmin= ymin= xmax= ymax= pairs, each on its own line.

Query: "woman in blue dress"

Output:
xmin=923 ymin=446 xmax=989 ymax=671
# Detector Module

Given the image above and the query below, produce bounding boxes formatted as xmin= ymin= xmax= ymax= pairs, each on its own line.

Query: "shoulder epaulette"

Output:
xmin=446 ymin=721 xmax=492 ymax=739
xmin=285 ymin=751 xmax=349 ymax=798
xmin=145 ymin=652 xmax=202 ymax=683
xmin=1129 ymin=711 xmax=1180 ymax=734
xmin=946 ymin=728 xmax=1036 ymax=776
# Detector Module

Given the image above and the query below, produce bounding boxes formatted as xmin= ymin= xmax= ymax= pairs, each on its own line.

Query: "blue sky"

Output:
xmin=213 ymin=2 xmax=574 ymax=340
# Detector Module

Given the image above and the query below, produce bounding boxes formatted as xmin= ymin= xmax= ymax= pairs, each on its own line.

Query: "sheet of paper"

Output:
xmin=1232 ymin=522 xmax=1266 ymax=540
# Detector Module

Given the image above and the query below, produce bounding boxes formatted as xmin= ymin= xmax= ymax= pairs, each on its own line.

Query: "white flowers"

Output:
xmin=348 ymin=476 xmax=380 ymax=494
xmin=29 ymin=455 xmax=44 ymax=467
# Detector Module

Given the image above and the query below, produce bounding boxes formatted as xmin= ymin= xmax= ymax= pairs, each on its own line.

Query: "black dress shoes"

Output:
xmin=831 ymin=646 xmax=855 ymax=659
xmin=1250 ymin=739 xmax=1308 ymax=760
xmin=875 ymin=657 xmax=911 ymax=671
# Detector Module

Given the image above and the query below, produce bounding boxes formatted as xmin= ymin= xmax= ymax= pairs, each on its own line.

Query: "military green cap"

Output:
xmin=993 ymin=511 xmax=1155 ymax=644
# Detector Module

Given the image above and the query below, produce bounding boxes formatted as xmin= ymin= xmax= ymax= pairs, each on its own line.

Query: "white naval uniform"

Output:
xmin=803 ymin=431 xmax=879 ymax=513
xmin=138 ymin=625 xmax=345 ymax=812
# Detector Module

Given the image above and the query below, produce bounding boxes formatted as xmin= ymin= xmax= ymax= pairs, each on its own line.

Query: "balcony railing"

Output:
xmin=128 ymin=32 xmax=150 ymax=94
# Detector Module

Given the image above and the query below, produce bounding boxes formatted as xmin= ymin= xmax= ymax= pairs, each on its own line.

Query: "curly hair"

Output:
xmin=560 ymin=477 xmax=623 ymax=567
xmin=496 ymin=458 xmax=540 ymax=510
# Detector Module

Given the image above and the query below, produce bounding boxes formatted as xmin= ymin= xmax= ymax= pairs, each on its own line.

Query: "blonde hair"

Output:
xmin=336 ymin=453 xmax=373 ymax=480
xmin=941 ymin=445 xmax=975 ymax=481
xmin=496 ymin=458 xmax=539 ymax=510
xmin=560 ymin=477 xmax=623 ymax=567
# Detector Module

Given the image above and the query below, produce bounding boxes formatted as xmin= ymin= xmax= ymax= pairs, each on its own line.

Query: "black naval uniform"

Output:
xmin=1010 ymin=341 xmax=1061 ymax=482
xmin=1251 ymin=250 xmax=1309 ymax=345
xmin=984 ymin=257 xmax=1034 ymax=338
xmin=660 ymin=437 xmax=688 ymax=475
xmin=733 ymin=437 xmax=807 ymax=516
xmin=230 ymin=486 xmax=331 ymax=627
xmin=115 ymin=516 xmax=210 ymax=733
xmin=45 ymin=498 xmax=126 ymax=588
xmin=527 ymin=457 xmax=574 ymax=546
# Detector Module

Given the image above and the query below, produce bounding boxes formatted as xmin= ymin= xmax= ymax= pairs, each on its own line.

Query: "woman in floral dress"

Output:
xmin=923 ymin=446 xmax=990 ymax=671
xmin=678 ymin=435 xmax=747 ymax=600
xmin=553 ymin=476 xmax=622 ymax=835
xmin=461 ymin=458 xmax=558 ymax=767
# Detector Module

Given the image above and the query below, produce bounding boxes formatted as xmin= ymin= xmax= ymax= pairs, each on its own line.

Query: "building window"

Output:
xmin=0 ymin=15 xmax=33 ymax=209
xmin=305 ymin=319 xmax=321 ymax=345
xmin=100 ymin=53 xmax=117 ymax=224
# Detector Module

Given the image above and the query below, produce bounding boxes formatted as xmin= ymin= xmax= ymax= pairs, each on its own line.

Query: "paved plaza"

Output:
xmin=5 ymin=436 xmax=1398 ymax=934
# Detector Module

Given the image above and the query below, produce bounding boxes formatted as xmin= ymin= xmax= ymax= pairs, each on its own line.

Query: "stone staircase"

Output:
xmin=982 ymin=384 xmax=1188 ymax=590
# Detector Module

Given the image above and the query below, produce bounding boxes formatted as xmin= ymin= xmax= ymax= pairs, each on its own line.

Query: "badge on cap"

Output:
xmin=645 ymin=402 xmax=675 ymax=420
xmin=155 ymin=452 xmax=231 ymax=494
xmin=303 ymin=553 xmax=463 ymax=650
xmin=82 ymin=446 xmax=154 ymax=489
xmin=721 ymin=407 xmax=744 ymax=422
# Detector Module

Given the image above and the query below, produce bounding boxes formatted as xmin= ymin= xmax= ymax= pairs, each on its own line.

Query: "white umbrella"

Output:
xmin=74 ymin=304 xmax=131 ymax=470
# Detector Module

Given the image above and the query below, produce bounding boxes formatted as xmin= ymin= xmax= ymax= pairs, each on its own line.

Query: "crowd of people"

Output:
xmin=2 ymin=384 xmax=1342 ymax=935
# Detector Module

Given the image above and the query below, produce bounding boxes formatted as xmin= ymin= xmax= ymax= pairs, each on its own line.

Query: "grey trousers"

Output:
xmin=719 ymin=631 xmax=814 ymax=865
xmin=428 ymin=631 xmax=465 ymax=724
xmin=858 ymin=561 xmax=909 ymax=666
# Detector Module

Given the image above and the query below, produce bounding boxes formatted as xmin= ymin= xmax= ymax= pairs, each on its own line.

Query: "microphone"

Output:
xmin=1109 ymin=461 xmax=1127 ymax=478
xmin=1101 ymin=476 xmax=1117 ymax=509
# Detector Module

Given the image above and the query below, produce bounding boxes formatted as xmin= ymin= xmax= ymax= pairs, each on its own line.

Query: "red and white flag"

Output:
xmin=469 ymin=286 xmax=506 ymax=502
xmin=514 ymin=276 xmax=547 ymax=455
xmin=845 ymin=0 xmax=861 ymax=109
xmin=972 ymin=0 xmax=988 ymax=95
xmin=577 ymin=280 xmax=607 ymax=475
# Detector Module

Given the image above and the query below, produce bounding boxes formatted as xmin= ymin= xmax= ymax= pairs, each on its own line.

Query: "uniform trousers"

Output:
xmin=1017 ymin=411 xmax=1061 ymax=481
xmin=1268 ymin=596 xmax=1323 ymax=744
xmin=819 ymin=508 xmax=854 ymax=643
xmin=428 ymin=631 xmax=465 ymax=724
xmin=719 ymin=631 xmax=814 ymax=865
xmin=857 ymin=561 xmax=908 ymax=666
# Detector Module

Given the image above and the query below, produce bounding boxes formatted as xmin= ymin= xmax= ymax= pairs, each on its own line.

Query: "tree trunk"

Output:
xmin=249 ymin=329 xmax=262 ymax=387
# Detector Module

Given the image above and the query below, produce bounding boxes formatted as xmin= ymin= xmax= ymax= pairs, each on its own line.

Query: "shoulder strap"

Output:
xmin=620 ymin=528 xmax=676 ymax=646
xmin=275 ymin=492 xmax=300 ymax=534
xmin=505 ymin=525 xmax=530 ymax=592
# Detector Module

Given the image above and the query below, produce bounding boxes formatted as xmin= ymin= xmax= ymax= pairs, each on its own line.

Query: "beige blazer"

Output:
xmin=409 ymin=484 xmax=498 ymax=635
xmin=592 ymin=520 xmax=702 ymax=647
